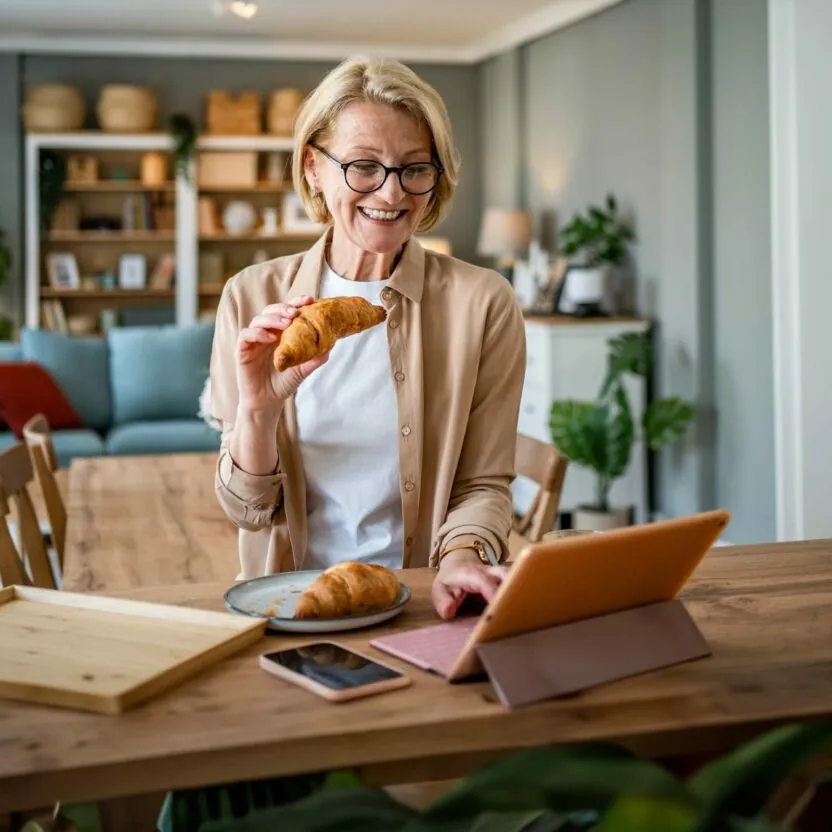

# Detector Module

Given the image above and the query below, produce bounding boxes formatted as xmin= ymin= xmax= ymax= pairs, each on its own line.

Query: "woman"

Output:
xmin=209 ymin=55 xmax=526 ymax=620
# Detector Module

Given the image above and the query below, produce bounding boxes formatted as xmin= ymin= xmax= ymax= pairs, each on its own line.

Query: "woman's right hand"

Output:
xmin=236 ymin=296 xmax=329 ymax=414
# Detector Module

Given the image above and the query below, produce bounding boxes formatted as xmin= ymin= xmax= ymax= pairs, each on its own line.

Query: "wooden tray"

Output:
xmin=0 ymin=585 xmax=265 ymax=714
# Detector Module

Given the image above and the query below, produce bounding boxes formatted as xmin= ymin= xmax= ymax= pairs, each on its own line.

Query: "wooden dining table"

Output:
xmin=3 ymin=452 xmax=832 ymax=816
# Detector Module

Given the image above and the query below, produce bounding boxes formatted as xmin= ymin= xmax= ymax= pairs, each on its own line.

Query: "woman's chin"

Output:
xmin=353 ymin=224 xmax=413 ymax=254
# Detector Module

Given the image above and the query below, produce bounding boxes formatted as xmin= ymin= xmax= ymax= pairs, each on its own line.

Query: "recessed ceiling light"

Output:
xmin=212 ymin=0 xmax=259 ymax=19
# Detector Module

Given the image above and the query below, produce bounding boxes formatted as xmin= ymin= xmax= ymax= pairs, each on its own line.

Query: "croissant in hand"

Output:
xmin=294 ymin=561 xmax=400 ymax=620
xmin=272 ymin=296 xmax=386 ymax=372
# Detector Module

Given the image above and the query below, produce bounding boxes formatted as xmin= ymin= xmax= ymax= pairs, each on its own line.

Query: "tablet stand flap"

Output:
xmin=476 ymin=599 xmax=710 ymax=709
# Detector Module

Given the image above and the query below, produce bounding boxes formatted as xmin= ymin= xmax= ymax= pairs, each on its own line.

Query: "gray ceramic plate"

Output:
xmin=224 ymin=570 xmax=412 ymax=633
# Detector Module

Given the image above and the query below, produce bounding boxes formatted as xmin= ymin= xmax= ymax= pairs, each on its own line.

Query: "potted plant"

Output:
xmin=0 ymin=224 xmax=14 ymax=341
xmin=558 ymin=193 xmax=635 ymax=316
xmin=137 ymin=722 xmax=832 ymax=831
xmin=549 ymin=330 xmax=695 ymax=531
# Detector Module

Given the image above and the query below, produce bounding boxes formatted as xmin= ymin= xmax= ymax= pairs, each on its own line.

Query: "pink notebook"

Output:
xmin=370 ymin=616 xmax=480 ymax=678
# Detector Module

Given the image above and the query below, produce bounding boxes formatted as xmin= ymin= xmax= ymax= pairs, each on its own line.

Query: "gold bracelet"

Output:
xmin=437 ymin=540 xmax=491 ymax=569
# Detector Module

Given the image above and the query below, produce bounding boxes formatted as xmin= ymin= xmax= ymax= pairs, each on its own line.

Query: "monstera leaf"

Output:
xmin=643 ymin=398 xmax=695 ymax=451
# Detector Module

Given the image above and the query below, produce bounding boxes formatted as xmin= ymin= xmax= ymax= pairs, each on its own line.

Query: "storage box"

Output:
xmin=198 ymin=152 xmax=258 ymax=189
xmin=205 ymin=91 xmax=261 ymax=135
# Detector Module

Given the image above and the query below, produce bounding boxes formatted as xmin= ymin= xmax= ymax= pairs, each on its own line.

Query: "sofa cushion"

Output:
xmin=51 ymin=429 xmax=107 ymax=468
xmin=21 ymin=329 xmax=112 ymax=431
xmin=105 ymin=420 xmax=221 ymax=456
xmin=0 ymin=362 xmax=84 ymax=436
xmin=0 ymin=342 xmax=22 ymax=362
xmin=108 ymin=323 xmax=214 ymax=425
xmin=1 ymin=428 xmax=107 ymax=469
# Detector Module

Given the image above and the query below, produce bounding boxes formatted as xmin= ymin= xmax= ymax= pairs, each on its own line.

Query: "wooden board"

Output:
xmin=0 ymin=585 xmax=265 ymax=714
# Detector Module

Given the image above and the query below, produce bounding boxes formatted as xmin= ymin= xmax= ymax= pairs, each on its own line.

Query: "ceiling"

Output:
xmin=0 ymin=0 xmax=623 ymax=63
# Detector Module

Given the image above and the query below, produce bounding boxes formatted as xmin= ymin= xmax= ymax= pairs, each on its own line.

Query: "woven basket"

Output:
xmin=97 ymin=85 xmax=157 ymax=133
xmin=22 ymin=85 xmax=86 ymax=131
xmin=267 ymin=88 xmax=304 ymax=136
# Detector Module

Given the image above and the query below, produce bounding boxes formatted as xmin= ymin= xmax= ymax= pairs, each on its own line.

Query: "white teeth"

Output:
xmin=361 ymin=208 xmax=402 ymax=221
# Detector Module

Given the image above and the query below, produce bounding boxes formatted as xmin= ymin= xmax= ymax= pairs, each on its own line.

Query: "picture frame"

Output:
xmin=46 ymin=253 xmax=80 ymax=290
xmin=280 ymin=192 xmax=325 ymax=234
xmin=118 ymin=254 xmax=147 ymax=290
xmin=149 ymin=253 xmax=176 ymax=290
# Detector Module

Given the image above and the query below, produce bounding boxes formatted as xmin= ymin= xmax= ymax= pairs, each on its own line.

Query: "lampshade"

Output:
xmin=477 ymin=208 xmax=533 ymax=258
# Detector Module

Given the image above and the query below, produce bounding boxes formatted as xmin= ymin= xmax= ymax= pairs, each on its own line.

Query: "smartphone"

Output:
xmin=259 ymin=641 xmax=412 ymax=702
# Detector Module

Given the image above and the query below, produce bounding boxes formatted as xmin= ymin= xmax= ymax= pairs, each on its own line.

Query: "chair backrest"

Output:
xmin=0 ymin=442 xmax=56 ymax=588
xmin=23 ymin=413 xmax=66 ymax=567
xmin=513 ymin=433 xmax=569 ymax=543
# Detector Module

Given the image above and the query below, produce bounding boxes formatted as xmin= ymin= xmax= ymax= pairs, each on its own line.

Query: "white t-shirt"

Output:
xmin=294 ymin=265 xmax=403 ymax=571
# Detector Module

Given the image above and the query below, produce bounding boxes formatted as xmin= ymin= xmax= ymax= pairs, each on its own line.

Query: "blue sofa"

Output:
xmin=0 ymin=323 xmax=221 ymax=468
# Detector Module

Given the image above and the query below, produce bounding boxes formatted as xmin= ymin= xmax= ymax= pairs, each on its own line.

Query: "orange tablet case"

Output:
xmin=373 ymin=510 xmax=730 ymax=704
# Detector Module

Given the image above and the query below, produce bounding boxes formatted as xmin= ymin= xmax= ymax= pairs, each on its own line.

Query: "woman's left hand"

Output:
xmin=431 ymin=550 xmax=508 ymax=620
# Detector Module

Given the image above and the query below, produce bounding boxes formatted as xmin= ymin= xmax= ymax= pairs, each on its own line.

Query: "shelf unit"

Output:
xmin=25 ymin=131 xmax=320 ymax=333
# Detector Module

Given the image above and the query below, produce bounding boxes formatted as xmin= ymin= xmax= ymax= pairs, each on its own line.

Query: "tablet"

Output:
xmin=444 ymin=509 xmax=730 ymax=680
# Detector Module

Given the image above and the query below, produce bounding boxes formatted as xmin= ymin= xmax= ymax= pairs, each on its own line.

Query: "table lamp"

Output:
xmin=477 ymin=208 xmax=533 ymax=282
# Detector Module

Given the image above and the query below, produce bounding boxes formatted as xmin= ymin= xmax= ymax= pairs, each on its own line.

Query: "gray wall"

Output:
xmin=480 ymin=0 xmax=774 ymax=542
xmin=0 ymin=54 xmax=481 ymax=320
xmin=0 ymin=55 xmax=21 ymax=324
xmin=711 ymin=0 xmax=774 ymax=542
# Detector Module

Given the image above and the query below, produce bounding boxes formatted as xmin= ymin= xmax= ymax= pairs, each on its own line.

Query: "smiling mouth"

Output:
xmin=358 ymin=207 xmax=407 ymax=222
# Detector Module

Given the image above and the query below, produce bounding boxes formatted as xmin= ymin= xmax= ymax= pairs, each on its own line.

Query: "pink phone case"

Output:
xmin=258 ymin=645 xmax=412 ymax=703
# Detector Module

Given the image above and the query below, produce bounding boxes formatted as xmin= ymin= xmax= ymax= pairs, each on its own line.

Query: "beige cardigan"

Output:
xmin=209 ymin=230 xmax=526 ymax=578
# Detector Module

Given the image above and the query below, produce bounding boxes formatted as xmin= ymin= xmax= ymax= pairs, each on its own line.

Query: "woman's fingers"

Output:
xmin=248 ymin=311 xmax=297 ymax=332
xmin=431 ymin=565 xmax=504 ymax=621
xmin=238 ymin=326 xmax=279 ymax=347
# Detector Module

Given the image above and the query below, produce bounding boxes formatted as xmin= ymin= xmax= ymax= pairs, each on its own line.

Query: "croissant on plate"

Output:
xmin=293 ymin=561 xmax=400 ymax=620
xmin=272 ymin=296 xmax=386 ymax=372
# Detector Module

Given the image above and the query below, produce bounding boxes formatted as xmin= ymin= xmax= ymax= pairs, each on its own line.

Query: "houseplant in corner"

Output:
xmin=549 ymin=330 xmax=695 ymax=530
xmin=558 ymin=193 xmax=635 ymax=316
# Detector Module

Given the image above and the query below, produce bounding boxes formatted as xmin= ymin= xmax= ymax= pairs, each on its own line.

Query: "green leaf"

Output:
xmin=324 ymin=769 xmax=365 ymax=790
xmin=687 ymin=722 xmax=832 ymax=827
xmin=200 ymin=787 xmax=417 ymax=832
xmin=606 ymin=384 xmax=634 ymax=481
xmin=549 ymin=401 xmax=602 ymax=469
xmin=600 ymin=333 xmax=651 ymax=398
xmin=642 ymin=398 xmax=695 ymax=450
xmin=422 ymin=743 xmax=691 ymax=822
xmin=595 ymin=795 xmax=695 ymax=832
xmin=466 ymin=811 xmax=555 ymax=832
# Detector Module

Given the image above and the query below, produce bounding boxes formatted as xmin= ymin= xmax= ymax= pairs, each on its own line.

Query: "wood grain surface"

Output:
xmin=61 ymin=454 xmax=239 ymax=592
xmin=0 ymin=585 xmax=264 ymax=714
xmin=2 ymin=541 xmax=832 ymax=812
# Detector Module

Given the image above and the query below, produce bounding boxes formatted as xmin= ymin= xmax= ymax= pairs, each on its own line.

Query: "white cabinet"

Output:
xmin=513 ymin=317 xmax=651 ymax=524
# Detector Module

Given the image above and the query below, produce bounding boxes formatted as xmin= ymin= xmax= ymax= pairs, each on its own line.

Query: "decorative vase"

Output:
xmin=572 ymin=506 xmax=632 ymax=532
xmin=141 ymin=152 xmax=167 ymax=186
xmin=221 ymin=201 xmax=257 ymax=237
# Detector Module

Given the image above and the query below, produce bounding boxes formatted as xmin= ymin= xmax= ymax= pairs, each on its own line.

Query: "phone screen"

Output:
xmin=262 ymin=642 xmax=404 ymax=690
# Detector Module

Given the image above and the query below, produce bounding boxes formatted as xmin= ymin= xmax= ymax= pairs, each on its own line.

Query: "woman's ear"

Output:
xmin=303 ymin=145 xmax=320 ymax=194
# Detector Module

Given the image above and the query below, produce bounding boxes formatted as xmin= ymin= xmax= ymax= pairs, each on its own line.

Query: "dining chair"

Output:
xmin=23 ymin=413 xmax=67 ymax=570
xmin=0 ymin=441 xmax=57 ymax=589
xmin=509 ymin=433 xmax=569 ymax=558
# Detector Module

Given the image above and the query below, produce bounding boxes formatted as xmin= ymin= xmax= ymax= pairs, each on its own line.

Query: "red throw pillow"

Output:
xmin=0 ymin=362 xmax=84 ymax=437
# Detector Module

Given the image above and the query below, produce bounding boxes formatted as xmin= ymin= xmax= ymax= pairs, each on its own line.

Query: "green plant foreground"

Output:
xmin=117 ymin=722 xmax=832 ymax=832
xmin=549 ymin=331 xmax=695 ymax=513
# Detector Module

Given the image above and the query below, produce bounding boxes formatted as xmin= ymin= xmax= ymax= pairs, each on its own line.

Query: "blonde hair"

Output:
xmin=292 ymin=56 xmax=460 ymax=233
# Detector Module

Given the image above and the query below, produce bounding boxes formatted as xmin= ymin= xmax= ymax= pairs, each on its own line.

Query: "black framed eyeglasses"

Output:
xmin=310 ymin=144 xmax=444 ymax=195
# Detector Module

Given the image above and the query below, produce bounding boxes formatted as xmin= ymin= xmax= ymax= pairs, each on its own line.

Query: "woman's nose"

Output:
xmin=376 ymin=171 xmax=405 ymax=204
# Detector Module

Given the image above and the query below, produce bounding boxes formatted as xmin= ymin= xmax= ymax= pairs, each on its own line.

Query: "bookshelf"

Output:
xmin=25 ymin=131 xmax=321 ymax=334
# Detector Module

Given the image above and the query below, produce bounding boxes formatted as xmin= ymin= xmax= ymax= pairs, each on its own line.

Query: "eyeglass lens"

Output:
xmin=346 ymin=161 xmax=439 ymax=195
